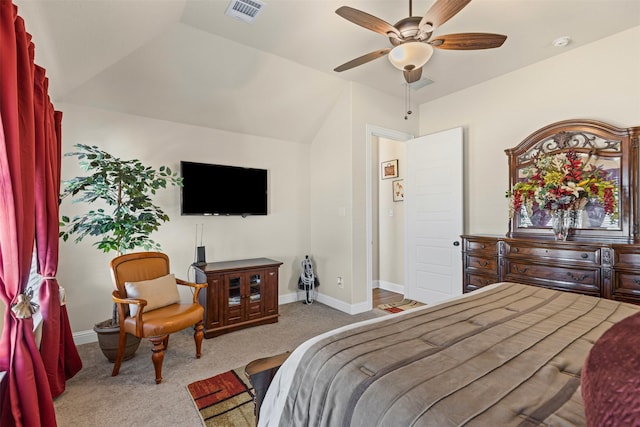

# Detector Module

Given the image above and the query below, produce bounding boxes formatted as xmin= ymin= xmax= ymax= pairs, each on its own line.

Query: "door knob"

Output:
xmin=453 ymin=241 xmax=460 ymax=246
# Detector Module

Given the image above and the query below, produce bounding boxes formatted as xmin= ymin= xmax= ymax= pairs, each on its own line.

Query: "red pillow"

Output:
xmin=581 ymin=311 xmax=640 ymax=426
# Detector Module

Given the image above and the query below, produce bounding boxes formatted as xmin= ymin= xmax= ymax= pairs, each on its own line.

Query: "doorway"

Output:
xmin=366 ymin=125 xmax=464 ymax=310
xmin=366 ymin=125 xmax=413 ymax=310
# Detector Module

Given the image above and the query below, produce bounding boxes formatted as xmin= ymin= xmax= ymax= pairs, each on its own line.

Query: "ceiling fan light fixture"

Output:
xmin=388 ymin=42 xmax=434 ymax=71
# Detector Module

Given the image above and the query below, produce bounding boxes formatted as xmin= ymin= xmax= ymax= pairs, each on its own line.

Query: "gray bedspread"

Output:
xmin=277 ymin=283 xmax=639 ymax=426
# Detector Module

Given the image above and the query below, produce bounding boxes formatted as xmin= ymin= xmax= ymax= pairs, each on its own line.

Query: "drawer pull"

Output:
xmin=514 ymin=265 xmax=528 ymax=273
xmin=634 ymin=279 xmax=640 ymax=285
xmin=480 ymin=244 xmax=486 ymax=249
xmin=475 ymin=260 xmax=490 ymax=267
xmin=567 ymin=272 xmax=589 ymax=282
xmin=513 ymin=248 xmax=519 ymax=253
xmin=581 ymin=253 xmax=589 ymax=259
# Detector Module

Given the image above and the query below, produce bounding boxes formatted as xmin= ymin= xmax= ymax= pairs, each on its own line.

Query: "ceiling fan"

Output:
xmin=334 ymin=0 xmax=507 ymax=84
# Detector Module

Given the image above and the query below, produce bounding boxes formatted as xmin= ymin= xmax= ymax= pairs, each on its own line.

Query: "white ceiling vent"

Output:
xmin=225 ymin=0 xmax=265 ymax=23
xmin=408 ymin=77 xmax=434 ymax=90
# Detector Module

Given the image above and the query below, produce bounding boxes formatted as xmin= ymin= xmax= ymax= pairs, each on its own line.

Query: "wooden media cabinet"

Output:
xmin=195 ymin=258 xmax=282 ymax=338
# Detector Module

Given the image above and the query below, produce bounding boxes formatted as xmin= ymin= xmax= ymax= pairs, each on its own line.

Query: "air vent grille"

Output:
xmin=225 ymin=0 xmax=265 ymax=23
xmin=408 ymin=77 xmax=434 ymax=90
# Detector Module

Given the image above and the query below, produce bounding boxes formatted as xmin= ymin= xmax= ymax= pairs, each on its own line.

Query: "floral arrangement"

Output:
xmin=507 ymin=150 xmax=618 ymax=220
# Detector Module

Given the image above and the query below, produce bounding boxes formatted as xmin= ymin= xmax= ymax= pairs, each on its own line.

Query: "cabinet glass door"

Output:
xmin=249 ymin=273 xmax=261 ymax=303
xmin=228 ymin=276 xmax=241 ymax=306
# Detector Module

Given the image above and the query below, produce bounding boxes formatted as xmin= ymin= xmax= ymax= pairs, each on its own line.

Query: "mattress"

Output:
xmin=258 ymin=282 xmax=640 ymax=426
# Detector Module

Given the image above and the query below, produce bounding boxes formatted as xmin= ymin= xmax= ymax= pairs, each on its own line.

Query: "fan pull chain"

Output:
xmin=404 ymin=84 xmax=412 ymax=120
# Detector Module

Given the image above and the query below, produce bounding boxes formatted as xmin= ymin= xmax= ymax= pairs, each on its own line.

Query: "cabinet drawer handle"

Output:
xmin=514 ymin=265 xmax=528 ymax=273
xmin=480 ymin=244 xmax=486 ymax=249
xmin=581 ymin=253 xmax=589 ymax=259
xmin=634 ymin=279 xmax=640 ymax=285
xmin=475 ymin=260 xmax=490 ymax=267
xmin=269 ymin=272 xmax=275 ymax=276
xmin=513 ymin=248 xmax=519 ymax=253
xmin=567 ymin=272 xmax=589 ymax=282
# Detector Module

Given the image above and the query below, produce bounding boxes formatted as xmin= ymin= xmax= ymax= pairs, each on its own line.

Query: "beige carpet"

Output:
xmin=53 ymin=301 xmax=385 ymax=426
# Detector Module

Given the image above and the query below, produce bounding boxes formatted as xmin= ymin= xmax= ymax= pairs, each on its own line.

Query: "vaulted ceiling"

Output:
xmin=15 ymin=0 xmax=640 ymax=143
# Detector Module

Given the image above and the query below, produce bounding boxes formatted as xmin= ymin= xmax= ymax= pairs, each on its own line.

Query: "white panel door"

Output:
xmin=405 ymin=127 xmax=463 ymax=304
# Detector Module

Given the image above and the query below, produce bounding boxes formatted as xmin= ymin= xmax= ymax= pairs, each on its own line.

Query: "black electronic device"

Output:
xmin=180 ymin=161 xmax=268 ymax=216
xmin=196 ymin=246 xmax=206 ymax=266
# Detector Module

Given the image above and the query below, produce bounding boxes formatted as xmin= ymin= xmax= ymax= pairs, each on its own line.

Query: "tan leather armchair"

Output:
xmin=110 ymin=252 xmax=207 ymax=384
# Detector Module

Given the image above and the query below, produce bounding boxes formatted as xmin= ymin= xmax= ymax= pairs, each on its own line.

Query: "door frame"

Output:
xmin=365 ymin=125 xmax=414 ymax=310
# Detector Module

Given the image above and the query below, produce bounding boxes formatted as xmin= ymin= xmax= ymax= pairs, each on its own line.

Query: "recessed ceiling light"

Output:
xmin=552 ymin=36 xmax=571 ymax=47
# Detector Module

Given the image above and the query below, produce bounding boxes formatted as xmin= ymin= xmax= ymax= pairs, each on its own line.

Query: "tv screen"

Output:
xmin=180 ymin=161 xmax=268 ymax=216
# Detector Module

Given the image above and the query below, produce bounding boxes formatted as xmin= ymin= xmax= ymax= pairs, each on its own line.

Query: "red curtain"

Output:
xmin=0 ymin=2 xmax=81 ymax=425
xmin=34 ymin=67 xmax=82 ymax=397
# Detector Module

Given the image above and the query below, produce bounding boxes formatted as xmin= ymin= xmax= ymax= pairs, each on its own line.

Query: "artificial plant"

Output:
xmin=60 ymin=143 xmax=182 ymax=254
xmin=60 ymin=143 xmax=182 ymax=326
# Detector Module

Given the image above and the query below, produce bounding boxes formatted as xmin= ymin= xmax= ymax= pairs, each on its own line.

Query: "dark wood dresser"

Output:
xmin=463 ymin=119 xmax=640 ymax=304
xmin=462 ymin=235 xmax=640 ymax=304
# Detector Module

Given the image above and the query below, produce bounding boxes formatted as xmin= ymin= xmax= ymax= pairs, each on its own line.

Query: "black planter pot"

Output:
xmin=94 ymin=319 xmax=141 ymax=362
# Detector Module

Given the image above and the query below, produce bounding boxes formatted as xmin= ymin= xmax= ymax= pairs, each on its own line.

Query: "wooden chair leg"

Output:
xmin=111 ymin=328 xmax=128 ymax=377
xmin=149 ymin=335 xmax=167 ymax=384
xmin=162 ymin=335 xmax=169 ymax=350
xmin=194 ymin=321 xmax=204 ymax=359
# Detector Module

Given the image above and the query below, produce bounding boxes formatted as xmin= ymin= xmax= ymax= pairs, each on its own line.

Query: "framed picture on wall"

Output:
xmin=381 ymin=159 xmax=398 ymax=179
xmin=393 ymin=179 xmax=404 ymax=202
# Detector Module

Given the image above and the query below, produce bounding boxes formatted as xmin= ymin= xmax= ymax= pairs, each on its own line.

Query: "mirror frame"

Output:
xmin=505 ymin=119 xmax=639 ymax=242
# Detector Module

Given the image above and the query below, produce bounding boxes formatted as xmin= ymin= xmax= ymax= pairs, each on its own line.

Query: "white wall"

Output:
xmin=309 ymin=83 xmax=415 ymax=311
xmin=57 ymin=103 xmax=311 ymax=332
xmin=418 ymin=26 xmax=640 ymax=237
xmin=350 ymin=84 xmax=417 ymax=305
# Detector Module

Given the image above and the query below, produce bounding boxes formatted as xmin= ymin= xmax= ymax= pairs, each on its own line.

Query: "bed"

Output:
xmin=249 ymin=119 xmax=640 ymax=426
xmin=252 ymin=282 xmax=640 ymax=426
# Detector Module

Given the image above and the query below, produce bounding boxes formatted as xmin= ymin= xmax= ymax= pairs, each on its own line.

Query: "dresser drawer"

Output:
xmin=611 ymin=269 xmax=640 ymax=301
xmin=614 ymin=271 xmax=640 ymax=291
xmin=464 ymin=273 xmax=498 ymax=292
xmin=463 ymin=237 xmax=498 ymax=256
xmin=613 ymin=247 xmax=640 ymax=268
xmin=464 ymin=255 xmax=498 ymax=272
xmin=505 ymin=242 xmax=599 ymax=264
xmin=503 ymin=260 xmax=600 ymax=295
xmin=611 ymin=270 xmax=640 ymax=304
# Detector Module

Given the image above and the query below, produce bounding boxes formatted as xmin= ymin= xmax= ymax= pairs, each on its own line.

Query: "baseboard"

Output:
xmin=73 ymin=292 xmax=373 ymax=345
xmin=378 ymin=280 xmax=404 ymax=295
xmin=282 ymin=291 xmax=371 ymax=315
xmin=73 ymin=329 xmax=97 ymax=345
xmin=278 ymin=292 xmax=299 ymax=305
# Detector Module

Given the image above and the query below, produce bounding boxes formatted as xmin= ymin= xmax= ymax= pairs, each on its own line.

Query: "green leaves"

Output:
xmin=59 ymin=144 xmax=182 ymax=254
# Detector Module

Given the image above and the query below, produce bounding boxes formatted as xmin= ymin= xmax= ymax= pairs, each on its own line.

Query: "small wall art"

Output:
xmin=381 ymin=159 xmax=398 ymax=179
xmin=392 ymin=179 xmax=404 ymax=202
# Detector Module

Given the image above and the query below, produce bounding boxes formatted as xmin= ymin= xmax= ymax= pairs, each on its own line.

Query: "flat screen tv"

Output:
xmin=180 ymin=161 xmax=268 ymax=216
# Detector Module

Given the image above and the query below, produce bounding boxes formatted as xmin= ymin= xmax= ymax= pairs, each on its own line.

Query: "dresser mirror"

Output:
xmin=505 ymin=119 xmax=638 ymax=242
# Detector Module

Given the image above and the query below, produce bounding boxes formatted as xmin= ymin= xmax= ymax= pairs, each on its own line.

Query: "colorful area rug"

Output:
xmin=377 ymin=298 xmax=425 ymax=313
xmin=187 ymin=366 xmax=255 ymax=427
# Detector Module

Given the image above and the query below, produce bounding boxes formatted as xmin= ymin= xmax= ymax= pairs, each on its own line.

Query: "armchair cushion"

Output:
xmin=125 ymin=273 xmax=180 ymax=316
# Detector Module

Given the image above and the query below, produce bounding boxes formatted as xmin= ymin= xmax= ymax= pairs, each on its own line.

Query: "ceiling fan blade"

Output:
xmin=403 ymin=67 xmax=422 ymax=84
xmin=419 ymin=0 xmax=472 ymax=30
xmin=430 ymin=33 xmax=507 ymax=50
xmin=334 ymin=48 xmax=392 ymax=72
xmin=336 ymin=6 xmax=401 ymax=38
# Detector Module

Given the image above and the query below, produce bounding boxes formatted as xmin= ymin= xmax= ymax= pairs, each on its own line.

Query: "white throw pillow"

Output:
xmin=124 ymin=273 xmax=180 ymax=316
